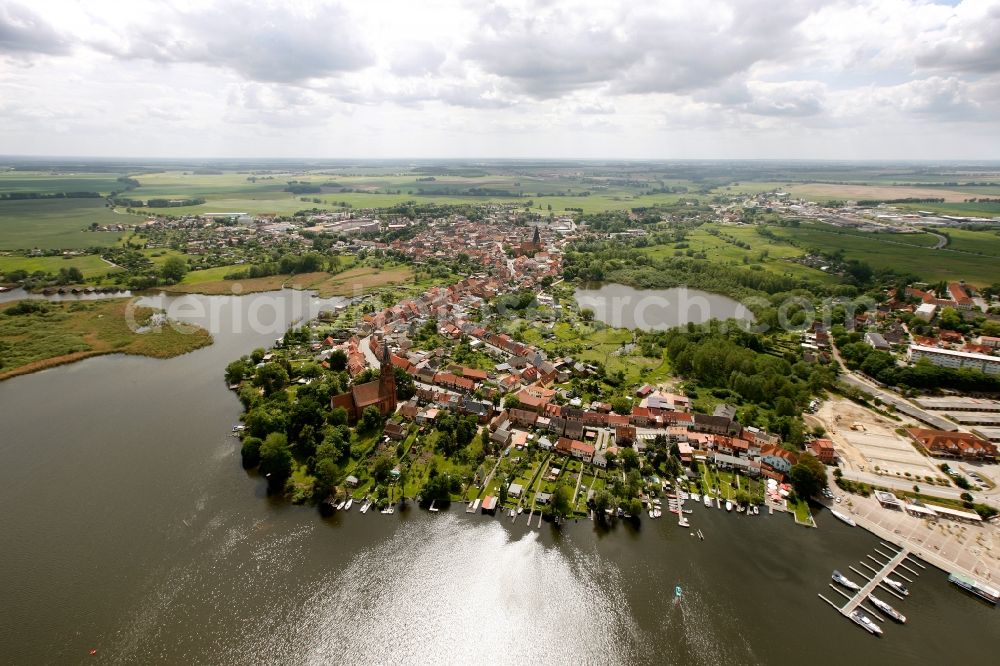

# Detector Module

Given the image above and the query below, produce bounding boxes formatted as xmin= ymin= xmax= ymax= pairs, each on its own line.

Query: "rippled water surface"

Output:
xmin=1 ymin=291 xmax=997 ymax=665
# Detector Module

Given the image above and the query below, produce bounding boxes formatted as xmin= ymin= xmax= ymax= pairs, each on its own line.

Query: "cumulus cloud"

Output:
xmin=2 ymin=0 xmax=999 ymax=157
xmin=0 ymin=2 xmax=69 ymax=55
xmin=88 ymin=1 xmax=374 ymax=83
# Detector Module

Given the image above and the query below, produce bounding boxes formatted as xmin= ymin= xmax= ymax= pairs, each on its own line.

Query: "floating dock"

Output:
xmin=818 ymin=544 xmax=922 ymax=634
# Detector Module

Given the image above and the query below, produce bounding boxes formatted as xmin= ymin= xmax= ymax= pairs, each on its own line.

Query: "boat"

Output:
xmin=359 ymin=500 xmax=371 ymax=514
xmin=752 ymin=505 xmax=759 ymax=515
xmin=429 ymin=500 xmax=439 ymax=513
xmin=883 ymin=577 xmax=908 ymax=597
xmin=678 ymin=516 xmax=690 ymax=527
xmin=654 ymin=509 xmax=662 ymax=518
xmin=509 ymin=508 xmax=516 ymax=518
xmin=380 ymin=506 xmax=395 ymax=515
xmin=703 ymin=495 xmax=712 ymax=508
xmin=948 ymin=572 xmax=1000 ymax=604
xmin=335 ymin=499 xmax=346 ymax=511
xmin=649 ymin=509 xmax=656 ymax=519
xmin=344 ymin=498 xmax=353 ymax=511
xmin=849 ymin=610 xmax=883 ymax=636
xmin=737 ymin=504 xmax=745 ymax=513
xmin=868 ymin=594 xmax=906 ymax=623
xmin=832 ymin=570 xmax=861 ymax=591
xmin=831 ymin=509 xmax=857 ymax=527
xmin=725 ymin=501 xmax=733 ymax=512
xmin=517 ymin=506 xmax=523 ymax=515
xmin=692 ymin=493 xmax=701 ymax=502
xmin=674 ymin=586 xmax=683 ymax=599
xmin=466 ymin=500 xmax=476 ymax=513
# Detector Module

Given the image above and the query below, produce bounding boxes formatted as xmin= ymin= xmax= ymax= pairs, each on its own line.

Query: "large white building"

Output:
xmin=908 ymin=345 xmax=1000 ymax=375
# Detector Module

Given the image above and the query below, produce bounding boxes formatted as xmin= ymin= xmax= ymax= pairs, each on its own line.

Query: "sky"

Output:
xmin=1 ymin=0 xmax=999 ymax=159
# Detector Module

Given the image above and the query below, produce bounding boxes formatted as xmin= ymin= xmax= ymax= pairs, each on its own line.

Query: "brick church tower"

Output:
xmin=379 ymin=341 xmax=396 ymax=408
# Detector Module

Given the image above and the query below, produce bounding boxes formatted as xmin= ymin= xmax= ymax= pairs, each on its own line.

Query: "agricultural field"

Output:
xmin=942 ymin=227 xmax=1000 ymax=258
xmin=766 ymin=221 xmax=1000 ymax=285
xmin=168 ymin=264 xmax=415 ymax=297
xmin=0 ymin=253 xmax=118 ymax=280
xmin=0 ymin=198 xmax=126 ymax=250
xmin=639 ymin=223 xmax=842 ymax=285
xmin=0 ymin=171 xmax=127 ymax=194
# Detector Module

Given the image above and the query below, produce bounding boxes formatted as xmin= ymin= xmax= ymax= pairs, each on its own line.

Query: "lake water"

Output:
xmin=1 ymin=290 xmax=996 ymax=665
xmin=574 ymin=284 xmax=755 ymax=330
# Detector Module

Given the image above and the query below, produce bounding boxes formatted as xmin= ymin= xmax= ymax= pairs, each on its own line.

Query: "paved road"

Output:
xmin=830 ymin=342 xmax=958 ymax=431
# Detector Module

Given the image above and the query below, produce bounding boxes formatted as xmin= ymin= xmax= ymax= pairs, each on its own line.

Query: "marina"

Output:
xmin=819 ymin=543 xmax=923 ymax=636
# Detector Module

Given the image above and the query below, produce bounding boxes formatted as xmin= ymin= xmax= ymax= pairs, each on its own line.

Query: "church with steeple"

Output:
xmin=330 ymin=341 xmax=397 ymax=422
xmin=516 ymin=225 xmax=543 ymax=256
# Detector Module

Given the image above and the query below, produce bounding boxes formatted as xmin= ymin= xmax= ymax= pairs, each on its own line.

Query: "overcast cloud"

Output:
xmin=0 ymin=0 xmax=998 ymax=158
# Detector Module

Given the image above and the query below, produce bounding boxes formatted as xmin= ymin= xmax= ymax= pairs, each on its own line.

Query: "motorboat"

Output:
xmin=883 ymin=577 xmax=908 ymax=597
xmin=335 ymin=499 xmax=346 ymax=511
xmin=849 ymin=610 xmax=883 ymax=636
xmin=868 ymin=594 xmax=906 ymax=623
xmin=344 ymin=498 xmax=353 ymax=511
xmin=831 ymin=509 xmax=857 ymax=527
xmin=703 ymin=495 xmax=712 ymax=508
xmin=725 ymin=501 xmax=733 ymax=512
xmin=832 ymin=570 xmax=861 ymax=591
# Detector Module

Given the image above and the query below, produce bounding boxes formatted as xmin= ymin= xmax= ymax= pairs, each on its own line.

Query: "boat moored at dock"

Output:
xmin=832 ymin=570 xmax=861 ymax=591
xmin=948 ymin=572 xmax=1000 ymax=605
xmin=831 ymin=509 xmax=856 ymax=527
xmin=868 ymin=594 xmax=906 ymax=623
xmin=849 ymin=610 xmax=883 ymax=636
xmin=883 ymin=577 xmax=908 ymax=597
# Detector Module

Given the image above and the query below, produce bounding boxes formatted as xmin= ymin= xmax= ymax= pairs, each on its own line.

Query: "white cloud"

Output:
xmin=0 ymin=0 xmax=998 ymax=158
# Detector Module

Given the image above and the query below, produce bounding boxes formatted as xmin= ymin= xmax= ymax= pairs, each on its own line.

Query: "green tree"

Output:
xmin=240 ymin=436 xmax=262 ymax=468
xmin=160 ymin=256 xmax=188 ymax=283
xmin=371 ymin=454 xmax=395 ymax=484
xmin=620 ymin=447 xmax=639 ymax=471
xmin=789 ymin=452 xmax=826 ymax=499
xmin=360 ymin=405 xmax=382 ymax=432
xmin=627 ymin=498 xmax=644 ymax=518
xmin=259 ymin=433 xmax=293 ymax=491
xmin=254 ymin=363 xmax=289 ymax=395
xmin=550 ymin=484 xmax=573 ymax=520
xmin=610 ymin=396 xmax=632 ymax=415
xmin=225 ymin=358 xmax=251 ymax=385
xmin=328 ymin=349 xmax=347 ymax=371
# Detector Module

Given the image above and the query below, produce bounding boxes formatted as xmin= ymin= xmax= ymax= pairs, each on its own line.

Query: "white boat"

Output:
xmin=517 ymin=506 xmax=523 ymax=515
xmin=654 ymin=509 xmax=662 ymax=518
xmin=725 ymin=501 xmax=733 ymax=512
xmin=335 ymin=499 xmax=346 ymax=510
xmin=344 ymin=498 xmax=353 ymax=511
xmin=703 ymin=495 xmax=712 ymax=508
xmin=868 ymin=594 xmax=906 ymax=623
xmin=850 ymin=610 xmax=883 ymax=636
xmin=692 ymin=493 xmax=701 ymax=502
xmin=737 ymin=504 xmax=745 ymax=513
xmin=649 ymin=509 xmax=655 ymax=519
xmin=429 ymin=500 xmax=439 ymax=512
xmin=832 ymin=570 xmax=860 ymax=591
xmin=678 ymin=516 xmax=690 ymax=527
xmin=831 ymin=510 xmax=856 ymax=527
xmin=359 ymin=500 xmax=371 ymax=514
xmin=883 ymin=577 xmax=908 ymax=597
xmin=752 ymin=505 xmax=759 ymax=515
xmin=466 ymin=500 xmax=476 ymax=513
xmin=380 ymin=506 xmax=395 ymax=515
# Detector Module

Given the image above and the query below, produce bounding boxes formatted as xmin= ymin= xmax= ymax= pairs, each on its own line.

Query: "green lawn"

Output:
xmin=768 ymin=222 xmax=1000 ymax=286
xmin=0 ymin=253 xmax=119 ymax=279
xmin=0 ymin=198 xmax=127 ymax=250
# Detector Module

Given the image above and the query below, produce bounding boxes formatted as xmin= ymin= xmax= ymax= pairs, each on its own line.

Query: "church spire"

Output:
xmin=532 ymin=225 xmax=540 ymax=246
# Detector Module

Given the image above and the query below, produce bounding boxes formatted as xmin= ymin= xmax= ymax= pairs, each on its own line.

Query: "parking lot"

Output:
xmin=813 ymin=397 xmax=943 ymax=480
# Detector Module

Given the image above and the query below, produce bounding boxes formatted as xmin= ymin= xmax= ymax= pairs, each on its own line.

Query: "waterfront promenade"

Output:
xmin=820 ymin=494 xmax=1000 ymax=583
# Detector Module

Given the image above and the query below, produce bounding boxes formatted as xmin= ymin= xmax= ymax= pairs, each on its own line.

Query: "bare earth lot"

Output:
xmin=812 ymin=397 xmax=940 ymax=479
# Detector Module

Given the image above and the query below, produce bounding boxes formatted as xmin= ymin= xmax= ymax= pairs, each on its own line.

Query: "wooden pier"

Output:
xmin=818 ymin=544 xmax=922 ymax=627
